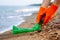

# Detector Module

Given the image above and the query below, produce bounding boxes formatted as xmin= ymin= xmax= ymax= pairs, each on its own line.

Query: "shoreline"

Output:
xmin=0 ymin=12 xmax=37 ymax=34
xmin=0 ymin=12 xmax=35 ymax=34
xmin=0 ymin=17 xmax=25 ymax=34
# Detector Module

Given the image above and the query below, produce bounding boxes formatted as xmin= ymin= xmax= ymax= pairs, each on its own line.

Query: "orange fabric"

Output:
xmin=43 ymin=4 xmax=58 ymax=25
xmin=36 ymin=6 xmax=46 ymax=23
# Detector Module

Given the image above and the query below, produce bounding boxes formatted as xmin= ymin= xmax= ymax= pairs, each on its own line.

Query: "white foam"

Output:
xmin=23 ymin=13 xmax=32 ymax=16
xmin=2 ymin=15 xmax=22 ymax=19
xmin=15 ymin=8 xmax=39 ymax=13
xmin=6 ymin=16 xmax=16 ymax=18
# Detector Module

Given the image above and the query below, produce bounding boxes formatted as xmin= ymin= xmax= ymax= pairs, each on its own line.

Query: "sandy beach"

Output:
xmin=0 ymin=8 xmax=60 ymax=40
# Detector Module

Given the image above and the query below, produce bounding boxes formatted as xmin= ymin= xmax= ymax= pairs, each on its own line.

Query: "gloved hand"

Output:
xmin=36 ymin=3 xmax=58 ymax=26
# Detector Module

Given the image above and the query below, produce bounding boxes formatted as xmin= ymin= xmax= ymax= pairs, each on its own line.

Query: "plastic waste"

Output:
xmin=12 ymin=22 xmax=43 ymax=34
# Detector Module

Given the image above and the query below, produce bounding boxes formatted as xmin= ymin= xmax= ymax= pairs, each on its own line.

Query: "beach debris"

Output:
xmin=12 ymin=23 xmax=42 ymax=34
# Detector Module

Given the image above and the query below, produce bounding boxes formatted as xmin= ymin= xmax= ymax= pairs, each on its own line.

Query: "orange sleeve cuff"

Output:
xmin=38 ymin=6 xmax=46 ymax=15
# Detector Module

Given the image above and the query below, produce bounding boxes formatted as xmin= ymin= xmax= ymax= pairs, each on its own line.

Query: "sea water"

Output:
xmin=0 ymin=5 xmax=40 ymax=34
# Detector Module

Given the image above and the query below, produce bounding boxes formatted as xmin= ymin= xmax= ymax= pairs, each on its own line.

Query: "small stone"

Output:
xmin=54 ymin=33 xmax=58 ymax=35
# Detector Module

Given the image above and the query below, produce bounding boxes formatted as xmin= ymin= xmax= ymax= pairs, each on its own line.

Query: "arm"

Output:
xmin=54 ymin=0 xmax=60 ymax=6
xmin=42 ymin=0 xmax=51 ymax=8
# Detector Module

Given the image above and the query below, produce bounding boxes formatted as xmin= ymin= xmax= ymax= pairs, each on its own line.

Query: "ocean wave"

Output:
xmin=1 ymin=15 xmax=22 ymax=19
xmin=5 ymin=13 xmax=32 ymax=17
xmin=22 ymin=13 xmax=32 ymax=16
xmin=15 ymin=8 xmax=39 ymax=13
